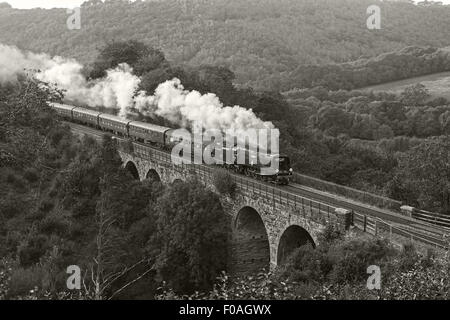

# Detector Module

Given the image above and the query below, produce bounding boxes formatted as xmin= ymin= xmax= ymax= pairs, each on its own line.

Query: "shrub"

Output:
xmin=7 ymin=265 xmax=46 ymax=298
xmin=212 ymin=169 xmax=236 ymax=196
xmin=276 ymin=245 xmax=331 ymax=283
xmin=317 ymin=224 xmax=344 ymax=247
xmin=327 ymin=238 xmax=395 ymax=284
xmin=5 ymin=171 xmax=17 ymax=184
xmin=396 ymin=242 xmax=420 ymax=271
xmin=5 ymin=171 xmax=27 ymax=190
xmin=17 ymin=235 xmax=49 ymax=268
xmin=38 ymin=198 xmax=55 ymax=213
xmin=23 ymin=168 xmax=40 ymax=183
xmin=0 ymin=195 xmax=25 ymax=219
xmin=38 ymin=215 xmax=69 ymax=236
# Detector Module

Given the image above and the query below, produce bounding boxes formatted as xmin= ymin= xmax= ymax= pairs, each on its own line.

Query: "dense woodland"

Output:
xmin=292 ymin=46 xmax=450 ymax=90
xmin=1 ymin=0 xmax=450 ymax=90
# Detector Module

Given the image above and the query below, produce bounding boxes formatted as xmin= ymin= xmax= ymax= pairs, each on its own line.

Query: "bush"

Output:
xmin=23 ymin=168 xmax=40 ymax=183
xmin=38 ymin=198 xmax=55 ymax=213
xmin=5 ymin=171 xmax=27 ymax=190
xmin=7 ymin=265 xmax=46 ymax=298
xmin=38 ymin=215 xmax=69 ymax=236
xmin=212 ymin=169 xmax=236 ymax=196
xmin=327 ymin=238 xmax=395 ymax=285
xmin=317 ymin=224 xmax=344 ymax=247
xmin=17 ymin=235 xmax=49 ymax=268
xmin=0 ymin=195 xmax=25 ymax=219
xmin=276 ymin=245 xmax=331 ymax=283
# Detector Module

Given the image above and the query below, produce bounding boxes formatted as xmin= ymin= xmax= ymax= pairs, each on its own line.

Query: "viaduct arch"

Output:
xmin=145 ymin=169 xmax=161 ymax=182
xmin=125 ymin=161 xmax=139 ymax=180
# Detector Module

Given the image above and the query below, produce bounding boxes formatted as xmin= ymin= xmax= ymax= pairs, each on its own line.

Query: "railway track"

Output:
xmin=67 ymin=121 xmax=449 ymax=248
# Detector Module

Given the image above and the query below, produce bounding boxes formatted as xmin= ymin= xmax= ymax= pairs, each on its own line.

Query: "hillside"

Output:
xmin=361 ymin=71 xmax=450 ymax=100
xmin=1 ymin=0 xmax=450 ymax=91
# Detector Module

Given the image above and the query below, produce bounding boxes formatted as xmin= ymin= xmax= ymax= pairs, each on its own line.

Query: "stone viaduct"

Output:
xmin=118 ymin=141 xmax=351 ymax=275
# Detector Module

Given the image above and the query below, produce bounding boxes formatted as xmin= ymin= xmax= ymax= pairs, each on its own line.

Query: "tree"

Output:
xmin=400 ymin=83 xmax=430 ymax=106
xmin=150 ymin=179 xmax=230 ymax=294
xmin=88 ymin=40 xmax=165 ymax=79
xmin=314 ymin=105 xmax=351 ymax=137
xmin=88 ymin=172 xmax=155 ymax=300
xmin=212 ymin=169 xmax=236 ymax=196
xmin=393 ymin=136 xmax=450 ymax=213
xmin=374 ymin=124 xmax=394 ymax=140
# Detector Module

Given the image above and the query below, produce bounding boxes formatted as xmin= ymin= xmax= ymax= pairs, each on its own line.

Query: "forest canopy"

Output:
xmin=1 ymin=0 xmax=450 ymax=91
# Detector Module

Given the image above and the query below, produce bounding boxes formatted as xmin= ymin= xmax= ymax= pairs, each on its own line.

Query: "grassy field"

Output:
xmin=361 ymin=71 xmax=450 ymax=100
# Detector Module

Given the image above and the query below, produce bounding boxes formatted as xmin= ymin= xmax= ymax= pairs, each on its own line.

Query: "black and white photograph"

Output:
xmin=0 ymin=0 xmax=450 ymax=308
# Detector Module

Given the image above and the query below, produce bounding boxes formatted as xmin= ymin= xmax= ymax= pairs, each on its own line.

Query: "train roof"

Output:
xmin=72 ymin=107 xmax=102 ymax=117
xmin=51 ymin=103 xmax=76 ymax=111
xmin=99 ymin=113 xmax=131 ymax=124
xmin=129 ymin=121 xmax=171 ymax=134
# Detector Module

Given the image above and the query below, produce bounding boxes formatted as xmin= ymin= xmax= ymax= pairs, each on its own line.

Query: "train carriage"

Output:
xmin=51 ymin=102 xmax=294 ymax=185
xmin=51 ymin=103 xmax=76 ymax=119
xmin=99 ymin=113 xmax=130 ymax=136
xmin=72 ymin=107 xmax=101 ymax=127
xmin=128 ymin=121 xmax=170 ymax=145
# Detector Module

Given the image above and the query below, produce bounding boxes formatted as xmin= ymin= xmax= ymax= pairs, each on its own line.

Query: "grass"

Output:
xmin=361 ymin=71 xmax=450 ymax=100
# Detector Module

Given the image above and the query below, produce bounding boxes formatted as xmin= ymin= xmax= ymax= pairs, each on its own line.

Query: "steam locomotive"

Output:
xmin=51 ymin=103 xmax=293 ymax=185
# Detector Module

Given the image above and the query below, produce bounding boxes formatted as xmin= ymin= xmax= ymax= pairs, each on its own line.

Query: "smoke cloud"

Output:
xmin=135 ymin=79 xmax=273 ymax=131
xmin=0 ymin=44 xmax=273 ymax=130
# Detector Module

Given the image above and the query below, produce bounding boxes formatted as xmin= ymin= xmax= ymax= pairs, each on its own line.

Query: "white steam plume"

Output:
xmin=0 ymin=44 xmax=273 ymax=130
xmin=0 ymin=44 xmax=139 ymax=117
xmin=135 ymin=79 xmax=274 ymax=131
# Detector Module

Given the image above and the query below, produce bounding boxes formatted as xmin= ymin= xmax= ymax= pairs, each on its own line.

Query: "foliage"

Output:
xmin=327 ymin=238 xmax=395 ymax=284
xmin=149 ymin=179 xmax=230 ymax=294
xmin=157 ymin=228 xmax=450 ymax=300
xmin=400 ymin=83 xmax=431 ymax=106
xmin=212 ymin=169 xmax=236 ymax=196
xmin=391 ymin=136 xmax=450 ymax=213
xmin=88 ymin=40 xmax=167 ymax=79
xmin=2 ymin=0 xmax=450 ymax=91
xmin=293 ymin=46 xmax=450 ymax=90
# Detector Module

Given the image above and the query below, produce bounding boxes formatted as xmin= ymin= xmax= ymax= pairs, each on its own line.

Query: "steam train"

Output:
xmin=51 ymin=103 xmax=293 ymax=185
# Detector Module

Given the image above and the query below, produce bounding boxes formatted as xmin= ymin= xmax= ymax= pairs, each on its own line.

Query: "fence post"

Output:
xmin=302 ymin=198 xmax=305 ymax=218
